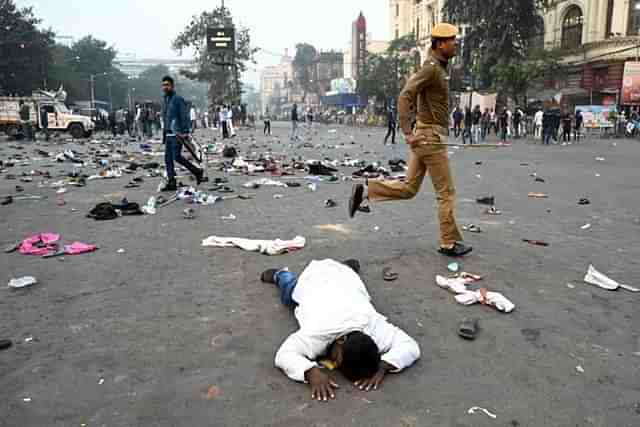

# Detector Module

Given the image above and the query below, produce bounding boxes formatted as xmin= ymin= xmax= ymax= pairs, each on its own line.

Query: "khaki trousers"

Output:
xmin=367 ymin=133 xmax=463 ymax=247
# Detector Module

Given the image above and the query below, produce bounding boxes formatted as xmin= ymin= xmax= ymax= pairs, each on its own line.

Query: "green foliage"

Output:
xmin=490 ymin=49 xmax=564 ymax=104
xmin=357 ymin=33 xmax=420 ymax=104
xmin=172 ymin=6 xmax=257 ymax=105
xmin=293 ymin=43 xmax=319 ymax=102
xmin=0 ymin=0 xmax=55 ymax=95
xmin=444 ymin=0 xmax=548 ymax=88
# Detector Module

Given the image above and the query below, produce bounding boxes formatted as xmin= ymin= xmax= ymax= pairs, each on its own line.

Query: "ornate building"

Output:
xmin=389 ymin=0 xmax=640 ymax=106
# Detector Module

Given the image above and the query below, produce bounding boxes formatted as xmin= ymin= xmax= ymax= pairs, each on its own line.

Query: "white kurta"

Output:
xmin=275 ymin=259 xmax=421 ymax=382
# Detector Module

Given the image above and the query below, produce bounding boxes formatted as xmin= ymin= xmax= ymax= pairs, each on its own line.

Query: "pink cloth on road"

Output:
xmin=64 ymin=242 xmax=98 ymax=255
xmin=19 ymin=233 xmax=60 ymax=256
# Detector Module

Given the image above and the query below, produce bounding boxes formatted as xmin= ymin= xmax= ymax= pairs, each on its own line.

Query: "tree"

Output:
xmin=491 ymin=49 xmax=564 ymax=105
xmin=172 ymin=6 xmax=257 ymax=105
xmin=357 ymin=33 xmax=420 ymax=106
xmin=443 ymin=0 xmax=550 ymax=87
xmin=0 ymin=0 xmax=55 ymax=95
xmin=47 ymin=36 xmax=129 ymax=108
xmin=293 ymin=43 xmax=319 ymax=102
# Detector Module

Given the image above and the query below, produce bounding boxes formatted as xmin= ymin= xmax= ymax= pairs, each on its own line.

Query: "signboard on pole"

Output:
xmin=621 ymin=61 xmax=640 ymax=105
xmin=207 ymin=27 xmax=235 ymax=53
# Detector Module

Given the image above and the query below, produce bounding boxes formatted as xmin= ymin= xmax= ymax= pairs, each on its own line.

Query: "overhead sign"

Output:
xmin=621 ymin=61 xmax=640 ymax=105
xmin=207 ymin=27 xmax=235 ymax=52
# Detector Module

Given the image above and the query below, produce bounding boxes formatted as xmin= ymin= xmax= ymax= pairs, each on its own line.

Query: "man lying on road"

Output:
xmin=261 ymin=259 xmax=420 ymax=401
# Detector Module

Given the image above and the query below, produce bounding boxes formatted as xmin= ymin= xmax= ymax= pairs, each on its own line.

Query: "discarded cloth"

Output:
xmin=64 ymin=242 xmax=98 ymax=255
xmin=19 ymin=233 xmax=60 ymax=256
xmin=202 ymin=235 xmax=306 ymax=255
xmin=436 ymin=275 xmax=515 ymax=313
xmin=243 ymin=178 xmax=288 ymax=188
xmin=584 ymin=265 xmax=639 ymax=292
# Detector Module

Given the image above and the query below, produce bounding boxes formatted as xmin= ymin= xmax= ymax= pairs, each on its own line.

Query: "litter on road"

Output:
xmin=202 ymin=235 xmax=306 ymax=255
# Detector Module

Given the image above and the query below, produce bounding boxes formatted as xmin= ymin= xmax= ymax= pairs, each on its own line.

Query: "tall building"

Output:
xmin=114 ymin=54 xmax=196 ymax=79
xmin=260 ymin=50 xmax=293 ymax=113
xmin=352 ymin=12 xmax=368 ymax=80
xmin=344 ymin=12 xmax=390 ymax=80
xmin=390 ymin=0 xmax=640 ymax=106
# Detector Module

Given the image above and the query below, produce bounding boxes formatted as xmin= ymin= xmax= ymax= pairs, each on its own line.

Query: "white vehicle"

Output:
xmin=0 ymin=88 xmax=94 ymax=139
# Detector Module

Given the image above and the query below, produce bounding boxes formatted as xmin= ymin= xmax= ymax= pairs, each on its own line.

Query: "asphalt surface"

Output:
xmin=1 ymin=122 xmax=639 ymax=426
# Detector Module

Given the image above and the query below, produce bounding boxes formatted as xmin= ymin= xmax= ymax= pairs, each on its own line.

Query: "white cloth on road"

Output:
xmin=275 ymin=259 xmax=420 ymax=382
xmin=436 ymin=275 xmax=515 ymax=313
xmin=201 ymin=235 xmax=306 ymax=255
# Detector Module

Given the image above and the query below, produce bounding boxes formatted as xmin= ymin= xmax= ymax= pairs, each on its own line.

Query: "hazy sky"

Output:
xmin=17 ymin=0 xmax=389 ymax=86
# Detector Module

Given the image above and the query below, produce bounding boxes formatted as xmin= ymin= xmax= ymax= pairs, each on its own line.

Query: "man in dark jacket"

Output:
xmin=384 ymin=107 xmax=397 ymax=145
xmin=542 ymin=110 xmax=554 ymax=145
xmin=39 ymin=106 xmax=50 ymax=141
xmin=19 ymin=101 xmax=34 ymax=141
xmin=462 ymin=107 xmax=473 ymax=144
xmin=160 ymin=76 xmax=203 ymax=192
xmin=290 ymin=104 xmax=299 ymax=141
xmin=452 ymin=107 xmax=463 ymax=138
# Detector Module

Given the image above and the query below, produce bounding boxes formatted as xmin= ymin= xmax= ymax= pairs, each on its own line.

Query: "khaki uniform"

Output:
xmin=368 ymin=48 xmax=463 ymax=246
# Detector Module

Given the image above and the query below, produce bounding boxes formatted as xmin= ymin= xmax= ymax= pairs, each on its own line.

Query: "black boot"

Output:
xmin=261 ymin=269 xmax=279 ymax=284
xmin=160 ymin=179 xmax=177 ymax=192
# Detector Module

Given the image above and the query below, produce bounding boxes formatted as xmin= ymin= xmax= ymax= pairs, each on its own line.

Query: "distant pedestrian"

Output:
xmin=489 ymin=109 xmax=497 ymax=135
xmin=574 ymin=109 xmax=583 ymax=140
xmin=39 ymin=105 xmax=50 ymax=141
xmin=561 ymin=112 xmax=572 ymax=142
xmin=290 ymin=103 xmax=299 ymax=141
xmin=534 ymin=109 xmax=543 ymax=139
xmin=462 ymin=107 xmax=473 ymax=144
xmin=471 ymin=105 xmax=481 ymax=144
xmin=499 ymin=109 xmax=509 ymax=142
xmin=190 ymin=105 xmax=197 ymax=131
xmin=264 ymin=108 xmax=272 ymax=136
xmin=480 ymin=108 xmax=490 ymax=141
xmin=384 ymin=107 xmax=396 ymax=145
xmin=19 ymin=101 xmax=34 ymax=141
xmin=542 ymin=110 xmax=554 ymax=145
xmin=220 ymin=106 xmax=229 ymax=139
xmin=452 ymin=107 xmax=463 ymax=138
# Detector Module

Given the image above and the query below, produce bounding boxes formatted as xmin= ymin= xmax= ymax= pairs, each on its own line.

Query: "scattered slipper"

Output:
xmin=358 ymin=205 xmax=371 ymax=213
xmin=183 ymin=208 xmax=196 ymax=219
xmin=1 ymin=196 xmax=13 ymax=206
xmin=325 ymin=199 xmax=337 ymax=208
xmin=476 ymin=196 xmax=495 ymax=206
xmin=4 ymin=241 xmax=20 ymax=253
xmin=486 ymin=206 xmax=502 ymax=215
xmin=458 ymin=318 xmax=479 ymax=340
xmin=286 ymin=182 xmax=301 ymax=188
xmin=124 ymin=182 xmax=140 ymax=189
xmin=382 ymin=267 xmax=399 ymax=282
xmin=578 ymin=197 xmax=590 ymax=205
xmin=462 ymin=224 xmax=482 ymax=233
xmin=0 ymin=339 xmax=12 ymax=351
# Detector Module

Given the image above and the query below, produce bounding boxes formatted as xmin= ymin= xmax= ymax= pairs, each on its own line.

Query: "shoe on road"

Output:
xmin=438 ymin=242 xmax=473 ymax=257
xmin=349 ymin=184 xmax=364 ymax=218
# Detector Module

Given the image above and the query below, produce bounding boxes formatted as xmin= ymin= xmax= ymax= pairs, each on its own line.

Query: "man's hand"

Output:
xmin=353 ymin=362 xmax=396 ymax=392
xmin=305 ymin=367 xmax=339 ymax=401
xmin=405 ymin=134 xmax=425 ymax=146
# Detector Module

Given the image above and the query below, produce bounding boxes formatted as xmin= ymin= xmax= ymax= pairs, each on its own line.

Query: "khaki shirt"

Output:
xmin=398 ymin=49 xmax=450 ymax=137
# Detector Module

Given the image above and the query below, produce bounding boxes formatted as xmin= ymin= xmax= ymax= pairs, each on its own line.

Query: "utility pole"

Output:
xmin=90 ymin=74 xmax=95 ymax=111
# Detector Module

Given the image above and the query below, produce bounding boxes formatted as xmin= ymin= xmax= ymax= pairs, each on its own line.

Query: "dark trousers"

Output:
xmin=164 ymin=134 xmax=200 ymax=180
xmin=453 ymin=122 xmax=461 ymax=138
xmin=264 ymin=120 xmax=271 ymax=135
xmin=384 ymin=123 xmax=396 ymax=144
xmin=222 ymin=121 xmax=229 ymax=139
xmin=562 ymin=127 xmax=571 ymax=142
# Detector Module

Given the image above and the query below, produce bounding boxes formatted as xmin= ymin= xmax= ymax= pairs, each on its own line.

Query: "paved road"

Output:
xmin=1 ymin=122 xmax=639 ymax=426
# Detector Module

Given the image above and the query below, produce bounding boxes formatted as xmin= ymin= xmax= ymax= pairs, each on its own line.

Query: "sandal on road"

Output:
xmin=382 ymin=267 xmax=399 ymax=282
xmin=458 ymin=318 xmax=479 ymax=340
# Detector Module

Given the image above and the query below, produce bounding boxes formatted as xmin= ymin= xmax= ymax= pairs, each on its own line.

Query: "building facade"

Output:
xmin=114 ymin=54 xmax=196 ymax=79
xmin=259 ymin=50 xmax=293 ymax=114
xmin=390 ymin=0 xmax=640 ymax=106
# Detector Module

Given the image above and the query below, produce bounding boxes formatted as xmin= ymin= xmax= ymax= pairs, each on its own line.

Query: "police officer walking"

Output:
xmin=348 ymin=23 xmax=472 ymax=258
